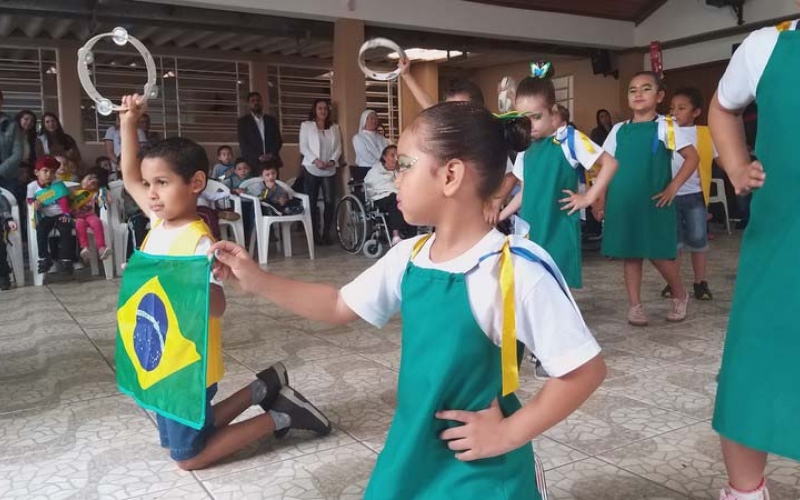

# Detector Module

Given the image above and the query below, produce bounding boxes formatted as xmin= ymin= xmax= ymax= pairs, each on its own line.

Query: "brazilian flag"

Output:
xmin=116 ymin=251 xmax=211 ymax=430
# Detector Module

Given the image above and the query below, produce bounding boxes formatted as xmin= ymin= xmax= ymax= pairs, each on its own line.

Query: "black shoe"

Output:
xmin=271 ymin=386 xmax=331 ymax=436
xmin=37 ymin=258 xmax=53 ymax=274
xmin=59 ymin=259 xmax=74 ymax=274
xmin=661 ymin=284 xmax=673 ymax=299
xmin=693 ymin=281 xmax=713 ymax=301
xmin=0 ymin=274 xmax=10 ymax=290
xmin=256 ymin=362 xmax=289 ymax=412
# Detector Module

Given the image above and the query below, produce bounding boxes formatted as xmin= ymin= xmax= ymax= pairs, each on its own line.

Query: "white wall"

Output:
xmin=143 ymin=0 xmax=635 ymax=48
xmin=635 ymin=0 xmax=796 ymax=46
xmin=638 ymin=0 xmax=796 ymax=69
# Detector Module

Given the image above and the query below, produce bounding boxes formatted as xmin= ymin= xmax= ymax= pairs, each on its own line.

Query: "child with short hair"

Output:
xmin=70 ymin=167 xmax=111 ymax=263
xmin=709 ymin=17 xmax=800 ymax=500
xmin=661 ymin=87 xmax=718 ymax=301
xmin=0 ymin=193 xmax=18 ymax=290
xmin=248 ymin=162 xmax=303 ymax=216
xmin=118 ymin=94 xmax=330 ymax=471
xmin=600 ymin=71 xmax=700 ymax=326
xmin=210 ymin=102 xmax=606 ymax=499
xmin=27 ymin=156 xmax=76 ymax=274
xmin=211 ymin=145 xmax=235 ymax=180
xmin=223 ymin=159 xmax=252 ymax=193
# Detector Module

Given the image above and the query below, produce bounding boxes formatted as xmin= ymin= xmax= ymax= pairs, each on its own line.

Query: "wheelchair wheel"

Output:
xmin=335 ymin=195 xmax=367 ymax=254
xmin=362 ymin=238 xmax=384 ymax=259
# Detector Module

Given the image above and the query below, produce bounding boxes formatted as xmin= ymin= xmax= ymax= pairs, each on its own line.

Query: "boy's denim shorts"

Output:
xmin=156 ymin=384 xmax=217 ymax=461
xmin=675 ymin=192 xmax=709 ymax=252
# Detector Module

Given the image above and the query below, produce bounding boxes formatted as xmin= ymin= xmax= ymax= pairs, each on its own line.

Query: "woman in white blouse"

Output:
xmin=351 ymin=109 xmax=387 ymax=183
xmin=299 ymin=99 xmax=342 ymax=245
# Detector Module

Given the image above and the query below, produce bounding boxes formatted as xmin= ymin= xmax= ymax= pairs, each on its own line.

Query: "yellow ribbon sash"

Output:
xmin=498 ymin=239 xmax=519 ymax=396
xmin=665 ymin=115 xmax=677 ymax=151
xmin=696 ymin=126 xmax=715 ymax=205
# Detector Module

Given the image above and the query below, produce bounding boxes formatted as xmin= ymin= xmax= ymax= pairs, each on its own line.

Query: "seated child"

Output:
xmin=0 ymin=193 xmax=18 ymax=290
xmin=122 ymin=187 xmax=148 ymax=258
xmin=27 ymin=156 xmax=76 ymax=273
xmin=223 ymin=158 xmax=252 ymax=193
xmin=55 ymin=155 xmax=79 ymax=182
xmin=364 ymin=145 xmax=412 ymax=245
xmin=211 ymin=145 xmax=235 ymax=180
xmin=70 ymin=167 xmax=111 ymax=263
xmin=248 ymin=162 xmax=303 ymax=216
xmin=95 ymin=155 xmax=115 ymax=180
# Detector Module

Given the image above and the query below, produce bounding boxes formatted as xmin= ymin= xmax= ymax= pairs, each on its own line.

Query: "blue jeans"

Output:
xmin=156 ymin=384 xmax=217 ymax=461
xmin=675 ymin=192 xmax=708 ymax=252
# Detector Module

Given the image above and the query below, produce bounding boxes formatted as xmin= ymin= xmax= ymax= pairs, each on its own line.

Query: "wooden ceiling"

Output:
xmin=462 ymin=0 xmax=669 ymax=24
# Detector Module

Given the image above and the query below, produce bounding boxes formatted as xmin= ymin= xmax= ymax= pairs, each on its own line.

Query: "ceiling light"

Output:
xmin=387 ymin=48 xmax=463 ymax=62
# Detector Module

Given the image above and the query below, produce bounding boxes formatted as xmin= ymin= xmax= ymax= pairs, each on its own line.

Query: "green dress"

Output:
xmin=363 ymin=243 xmax=541 ymax=500
xmin=520 ymin=139 xmax=583 ymax=288
xmin=713 ymin=25 xmax=800 ymax=461
xmin=601 ymin=120 xmax=677 ymax=259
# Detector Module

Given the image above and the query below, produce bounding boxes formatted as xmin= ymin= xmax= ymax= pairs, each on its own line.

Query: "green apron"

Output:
xmin=713 ymin=26 xmax=800 ymax=461
xmin=601 ymin=121 xmax=677 ymax=259
xmin=364 ymin=248 xmax=540 ymax=500
xmin=520 ymin=139 xmax=582 ymax=288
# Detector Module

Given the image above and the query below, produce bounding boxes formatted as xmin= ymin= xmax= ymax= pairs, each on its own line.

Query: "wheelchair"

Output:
xmin=335 ymin=180 xmax=392 ymax=258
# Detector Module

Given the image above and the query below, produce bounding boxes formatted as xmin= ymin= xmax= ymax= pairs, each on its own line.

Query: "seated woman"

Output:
xmin=364 ymin=145 xmax=412 ymax=246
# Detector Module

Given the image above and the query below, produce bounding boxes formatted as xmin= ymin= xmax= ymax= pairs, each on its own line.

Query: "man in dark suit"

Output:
xmin=237 ymin=91 xmax=282 ymax=172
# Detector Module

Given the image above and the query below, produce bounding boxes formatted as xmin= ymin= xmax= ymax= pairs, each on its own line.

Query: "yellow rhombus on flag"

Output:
xmin=118 ymin=276 xmax=201 ymax=390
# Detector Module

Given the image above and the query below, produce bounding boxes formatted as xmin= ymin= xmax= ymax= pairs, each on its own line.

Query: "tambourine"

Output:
xmin=497 ymin=76 xmax=517 ymax=113
xmin=358 ymin=38 xmax=407 ymax=81
xmin=77 ymin=27 xmax=158 ymax=116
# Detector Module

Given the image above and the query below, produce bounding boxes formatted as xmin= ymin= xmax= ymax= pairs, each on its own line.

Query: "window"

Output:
xmin=82 ymin=51 xmax=248 ymax=144
xmin=267 ymin=65 xmax=331 ymax=144
xmin=0 ymin=47 xmax=58 ymax=121
xmin=552 ymin=75 xmax=574 ymax=120
xmin=366 ymin=79 xmax=400 ymax=143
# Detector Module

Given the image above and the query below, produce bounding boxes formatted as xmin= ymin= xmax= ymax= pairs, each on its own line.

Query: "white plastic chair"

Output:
xmin=239 ymin=178 xmax=315 ymax=266
xmin=1 ymin=187 xmax=24 ymax=286
xmin=27 ymin=181 xmax=114 ymax=286
xmin=708 ymin=178 xmax=731 ymax=234
xmin=203 ymin=179 xmax=245 ymax=247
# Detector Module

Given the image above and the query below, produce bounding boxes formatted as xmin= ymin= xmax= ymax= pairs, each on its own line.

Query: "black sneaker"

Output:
xmin=0 ymin=274 xmax=10 ymax=290
xmin=255 ymin=362 xmax=289 ymax=412
xmin=693 ymin=281 xmax=713 ymax=301
xmin=59 ymin=259 xmax=74 ymax=274
xmin=271 ymin=386 xmax=331 ymax=436
xmin=661 ymin=284 xmax=673 ymax=298
xmin=37 ymin=257 xmax=53 ymax=274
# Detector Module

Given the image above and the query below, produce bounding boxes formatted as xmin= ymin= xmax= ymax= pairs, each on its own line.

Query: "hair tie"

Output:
xmin=494 ymin=111 xmax=525 ymax=121
xmin=530 ymin=62 xmax=552 ymax=79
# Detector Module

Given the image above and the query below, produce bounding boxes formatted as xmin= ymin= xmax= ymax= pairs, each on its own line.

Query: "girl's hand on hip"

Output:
xmin=731 ymin=160 xmax=765 ymax=195
xmin=560 ymin=190 xmax=593 ymax=215
xmin=652 ymin=182 xmax=679 ymax=208
xmin=436 ymin=398 xmax=513 ymax=461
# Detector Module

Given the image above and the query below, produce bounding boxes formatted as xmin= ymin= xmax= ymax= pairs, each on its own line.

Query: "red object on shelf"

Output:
xmin=650 ymin=41 xmax=664 ymax=80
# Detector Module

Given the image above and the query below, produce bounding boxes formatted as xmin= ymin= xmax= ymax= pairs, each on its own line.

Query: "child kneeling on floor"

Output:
xmin=118 ymin=94 xmax=331 ymax=471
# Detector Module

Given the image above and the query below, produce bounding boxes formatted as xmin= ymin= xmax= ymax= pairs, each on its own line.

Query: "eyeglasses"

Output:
xmin=396 ymin=155 xmax=419 ymax=174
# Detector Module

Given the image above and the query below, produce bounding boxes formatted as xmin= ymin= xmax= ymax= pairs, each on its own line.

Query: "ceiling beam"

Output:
xmin=635 ymin=0 xmax=670 ymax=25
xmin=239 ymin=36 xmax=283 ymax=53
xmin=258 ymin=38 xmax=301 ymax=55
xmin=22 ymin=16 xmax=46 ymax=38
xmin=196 ymin=31 xmax=238 ymax=49
xmin=48 ymin=18 xmax=74 ymax=39
xmin=150 ymin=28 xmax=184 ymax=46
xmin=0 ymin=16 xmax=15 ymax=37
xmin=133 ymin=25 xmax=160 ymax=40
xmin=300 ymin=41 xmax=332 ymax=58
xmin=219 ymin=34 xmax=263 ymax=51
xmin=174 ymin=30 xmax=210 ymax=48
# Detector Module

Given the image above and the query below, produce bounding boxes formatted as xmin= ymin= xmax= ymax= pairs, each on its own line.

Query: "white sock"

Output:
xmin=249 ymin=379 xmax=268 ymax=405
xmin=729 ymin=480 xmax=767 ymax=500
xmin=269 ymin=410 xmax=291 ymax=430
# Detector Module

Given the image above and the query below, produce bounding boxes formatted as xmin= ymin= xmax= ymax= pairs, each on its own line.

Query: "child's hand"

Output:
xmin=59 ymin=214 xmax=72 ymax=224
xmin=484 ymin=197 xmax=503 ymax=226
xmin=559 ymin=190 xmax=594 ymax=215
xmin=209 ymin=240 xmax=263 ymax=294
xmin=277 ymin=196 xmax=288 ymax=206
xmin=398 ymin=57 xmax=411 ymax=76
xmin=119 ymin=94 xmax=147 ymax=126
xmin=436 ymin=398 xmax=513 ymax=461
xmin=591 ymin=200 xmax=605 ymax=221
xmin=8 ymin=221 xmax=17 ymax=232
xmin=232 ymin=188 xmax=244 ymax=195
xmin=33 ymin=200 xmax=42 ymax=210
xmin=652 ymin=182 xmax=679 ymax=208
xmin=730 ymin=160 xmax=765 ymax=195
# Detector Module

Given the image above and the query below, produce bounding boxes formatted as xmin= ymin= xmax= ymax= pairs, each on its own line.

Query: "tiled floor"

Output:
xmin=2 ymin=232 xmax=799 ymax=500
